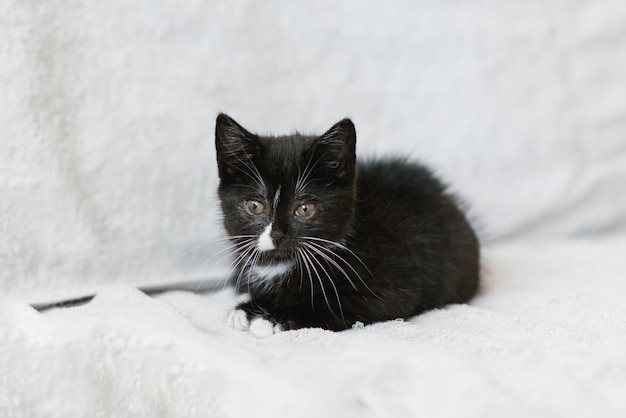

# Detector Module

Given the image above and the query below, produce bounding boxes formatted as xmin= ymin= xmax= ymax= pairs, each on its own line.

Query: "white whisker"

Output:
xmin=197 ymin=238 xmax=257 ymax=292
xmin=300 ymin=245 xmax=336 ymax=318
xmin=295 ymin=152 xmax=323 ymax=194
xmin=296 ymin=249 xmax=305 ymax=291
xmin=231 ymin=243 xmax=259 ymax=292
xmin=301 ymin=242 xmax=358 ymax=291
xmin=222 ymin=147 xmax=267 ymax=193
xmin=190 ymin=237 xmax=255 ymax=291
xmin=297 ymin=247 xmax=317 ymax=314
xmin=303 ymin=245 xmax=344 ymax=320
xmin=194 ymin=242 xmax=254 ymax=291
xmin=302 ymin=236 xmax=382 ymax=299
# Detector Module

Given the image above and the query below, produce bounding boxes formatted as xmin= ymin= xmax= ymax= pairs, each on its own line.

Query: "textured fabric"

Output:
xmin=2 ymin=238 xmax=625 ymax=417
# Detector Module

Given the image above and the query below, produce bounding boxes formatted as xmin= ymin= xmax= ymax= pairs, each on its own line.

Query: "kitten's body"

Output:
xmin=215 ymin=114 xmax=479 ymax=336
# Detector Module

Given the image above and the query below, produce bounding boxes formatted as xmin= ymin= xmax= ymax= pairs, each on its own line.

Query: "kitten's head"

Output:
xmin=215 ymin=113 xmax=357 ymax=264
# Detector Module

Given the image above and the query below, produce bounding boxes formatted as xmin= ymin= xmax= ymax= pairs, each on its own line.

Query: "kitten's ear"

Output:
xmin=312 ymin=118 xmax=357 ymax=181
xmin=215 ymin=113 xmax=261 ymax=180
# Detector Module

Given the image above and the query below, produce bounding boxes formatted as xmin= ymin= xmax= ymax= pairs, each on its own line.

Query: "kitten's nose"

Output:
xmin=270 ymin=230 xmax=286 ymax=246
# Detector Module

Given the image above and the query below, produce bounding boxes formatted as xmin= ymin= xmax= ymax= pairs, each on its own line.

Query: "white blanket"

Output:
xmin=3 ymin=238 xmax=625 ymax=417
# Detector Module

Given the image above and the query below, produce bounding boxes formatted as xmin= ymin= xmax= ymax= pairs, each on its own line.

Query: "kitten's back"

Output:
xmin=352 ymin=158 xmax=479 ymax=310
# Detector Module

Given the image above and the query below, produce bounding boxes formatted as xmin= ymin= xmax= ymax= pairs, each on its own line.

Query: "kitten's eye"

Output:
xmin=295 ymin=202 xmax=317 ymax=218
xmin=244 ymin=200 xmax=265 ymax=215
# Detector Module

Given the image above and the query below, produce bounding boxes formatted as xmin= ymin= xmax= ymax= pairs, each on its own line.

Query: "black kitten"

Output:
xmin=215 ymin=114 xmax=479 ymax=337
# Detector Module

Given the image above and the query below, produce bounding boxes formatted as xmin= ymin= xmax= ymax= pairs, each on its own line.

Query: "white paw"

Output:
xmin=227 ymin=309 xmax=249 ymax=331
xmin=249 ymin=317 xmax=283 ymax=338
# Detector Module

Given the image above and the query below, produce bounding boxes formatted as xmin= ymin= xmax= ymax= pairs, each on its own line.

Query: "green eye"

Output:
xmin=295 ymin=202 xmax=317 ymax=218
xmin=244 ymin=200 xmax=265 ymax=215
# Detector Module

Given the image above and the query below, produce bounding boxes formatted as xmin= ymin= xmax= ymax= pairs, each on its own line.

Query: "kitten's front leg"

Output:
xmin=227 ymin=301 xmax=287 ymax=338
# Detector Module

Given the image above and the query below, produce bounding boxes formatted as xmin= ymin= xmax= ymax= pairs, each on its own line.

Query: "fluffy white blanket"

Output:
xmin=3 ymin=238 xmax=625 ymax=417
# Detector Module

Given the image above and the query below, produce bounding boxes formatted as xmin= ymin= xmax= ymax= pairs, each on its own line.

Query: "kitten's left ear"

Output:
xmin=313 ymin=118 xmax=357 ymax=180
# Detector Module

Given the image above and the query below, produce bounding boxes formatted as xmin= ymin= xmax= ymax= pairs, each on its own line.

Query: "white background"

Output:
xmin=2 ymin=0 xmax=626 ymax=302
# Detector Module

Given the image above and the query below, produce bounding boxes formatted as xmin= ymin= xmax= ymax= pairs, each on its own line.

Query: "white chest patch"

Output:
xmin=251 ymin=261 xmax=293 ymax=281
xmin=257 ymin=224 xmax=275 ymax=252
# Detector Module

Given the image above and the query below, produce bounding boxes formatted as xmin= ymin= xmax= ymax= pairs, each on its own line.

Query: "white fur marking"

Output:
xmin=227 ymin=309 xmax=249 ymax=331
xmin=273 ymin=185 xmax=281 ymax=208
xmin=257 ymin=223 xmax=275 ymax=252
xmin=252 ymin=261 xmax=293 ymax=280
xmin=250 ymin=317 xmax=282 ymax=338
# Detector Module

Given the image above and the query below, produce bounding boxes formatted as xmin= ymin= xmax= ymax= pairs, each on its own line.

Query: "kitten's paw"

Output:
xmin=249 ymin=317 xmax=283 ymax=338
xmin=227 ymin=309 xmax=250 ymax=331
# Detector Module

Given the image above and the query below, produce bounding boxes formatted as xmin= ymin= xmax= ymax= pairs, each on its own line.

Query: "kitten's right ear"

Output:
xmin=311 ymin=118 xmax=357 ymax=182
xmin=215 ymin=113 xmax=261 ymax=180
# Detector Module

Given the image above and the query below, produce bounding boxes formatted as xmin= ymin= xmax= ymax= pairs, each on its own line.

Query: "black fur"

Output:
xmin=215 ymin=113 xmax=480 ymax=332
